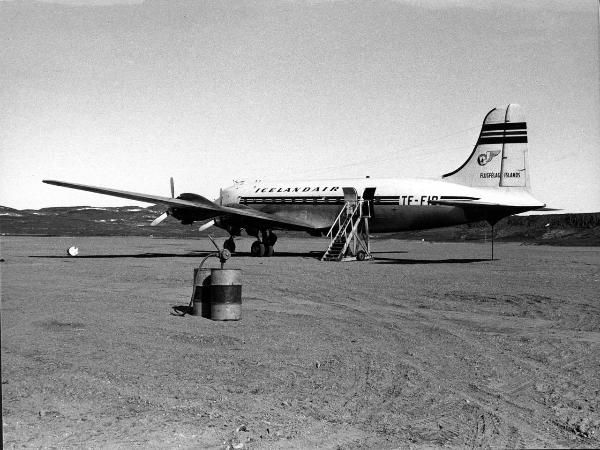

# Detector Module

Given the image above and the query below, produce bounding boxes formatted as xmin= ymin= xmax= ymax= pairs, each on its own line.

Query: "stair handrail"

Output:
xmin=349 ymin=216 xmax=370 ymax=254
xmin=327 ymin=201 xmax=355 ymax=239
xmin=342 ymin=205 xmax=361 ymax=242
xmin=340 ymin=202 xmax=363 ymax=247
xmin=342 ymin=207 xmax=358 ymax=241
xmin=327 ymin=199 xmax=369 ymax=238
xmin=322 ymin=198 xmax=371 ymax=261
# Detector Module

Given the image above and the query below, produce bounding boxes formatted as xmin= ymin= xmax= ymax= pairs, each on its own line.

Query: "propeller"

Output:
xmin=198 ymin=219 xmax=215 ymax=232
xmin=150 ymin=212 xmax=169 ymax=226
xmin=150 ymin=177 xmax=174 ymax=226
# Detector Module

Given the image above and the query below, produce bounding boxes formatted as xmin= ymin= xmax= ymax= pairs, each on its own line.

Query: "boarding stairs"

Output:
xmin=321 ymin=187 xmax=375 ymax=262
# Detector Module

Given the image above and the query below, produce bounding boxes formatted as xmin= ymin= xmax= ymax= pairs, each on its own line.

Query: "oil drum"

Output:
xmin=192 ymin=268 xmax=211 ymax=317
xmin=209 ymin=269 xmax=242 ymax=321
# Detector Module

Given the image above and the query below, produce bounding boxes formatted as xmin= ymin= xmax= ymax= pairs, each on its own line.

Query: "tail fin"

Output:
xmin=443 ymin=104 xmax=530 ymax=189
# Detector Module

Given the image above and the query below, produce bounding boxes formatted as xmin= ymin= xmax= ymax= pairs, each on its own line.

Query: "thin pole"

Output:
xmin=365 ymin=216 xmax=370 ymax=255
xmin=491 ymin=224 xmax=494 ymax=260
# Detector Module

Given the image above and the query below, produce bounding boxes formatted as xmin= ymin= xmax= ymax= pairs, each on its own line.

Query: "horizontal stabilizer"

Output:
xmin=429 ymin=198 xmax=544 ymax=209
xmin=428 ymin=198 xmax=547 ymax=223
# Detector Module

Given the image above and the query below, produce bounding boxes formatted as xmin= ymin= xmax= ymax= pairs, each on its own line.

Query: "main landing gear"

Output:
xmin=250 ymin=230 xmax=277 ymax=257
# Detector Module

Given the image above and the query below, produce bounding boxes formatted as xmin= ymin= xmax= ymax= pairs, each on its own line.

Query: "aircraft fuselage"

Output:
xmin=217 ymin=177 xmax=543 ymax=234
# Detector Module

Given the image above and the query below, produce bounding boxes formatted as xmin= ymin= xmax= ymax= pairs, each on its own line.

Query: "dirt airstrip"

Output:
xmin=2 ymin=236 xmax=600 ymax=448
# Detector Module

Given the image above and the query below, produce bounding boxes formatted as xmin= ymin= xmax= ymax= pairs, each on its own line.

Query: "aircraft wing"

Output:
xmin=43 ymin=180 xmax=218 ymax=209
xmin=43 ymin=180 xmax=319 ymax=231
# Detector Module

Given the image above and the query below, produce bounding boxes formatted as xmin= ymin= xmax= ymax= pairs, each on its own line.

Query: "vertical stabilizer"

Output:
xmin=443 ymin=104 xmax=529 ymax=189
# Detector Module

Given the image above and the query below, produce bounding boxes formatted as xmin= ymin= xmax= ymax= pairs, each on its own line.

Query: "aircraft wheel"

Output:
xmin=356 ymin=250 xmax=366 ymax=261
xmin=251 ymin=241 xmax=265 ymax=257
xmin=224 ymin=237 xmax=236 ymax=253
xmin=265 ymin=245 xmax=274 ymax=257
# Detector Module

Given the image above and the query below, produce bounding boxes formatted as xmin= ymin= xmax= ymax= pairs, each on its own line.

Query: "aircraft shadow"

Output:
xmin=31 ymin=252 xmax=210 ymax=259
xmin=370 ymin=251 xmax=408 ymax=255
xmin=31 ymin=250 xmax=324 ymax=259
xmin=232 ymin=251 xmax=322 ymax=259
xmin=374 ymin=257 xmax=491 ymax=265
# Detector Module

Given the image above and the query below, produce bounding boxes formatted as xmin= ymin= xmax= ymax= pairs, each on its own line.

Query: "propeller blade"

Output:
xmin=198 ymin=219 xmax=215 ymax=232
xmin=150 ymin=212 xmax=169 ymax=226
xmin=170 ymin=177 xmax=175 ymax=198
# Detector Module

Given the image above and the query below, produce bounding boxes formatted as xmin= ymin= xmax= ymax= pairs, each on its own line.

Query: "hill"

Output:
xmin=0 ymin=205 xmax=226 ymax=238
xmin=387 ymin=213 xmax=600 ymax=246
xmin=1 ymin=206 xmax=598 ymax=246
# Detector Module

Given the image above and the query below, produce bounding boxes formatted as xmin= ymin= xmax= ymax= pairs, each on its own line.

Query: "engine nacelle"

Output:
xmin=214 ymin=217 xmax=242 ymax=236
xmin=170 ymin=208 xmax=199 ymax=225
xmin=170 ymin=193 xmax=220 ymax=225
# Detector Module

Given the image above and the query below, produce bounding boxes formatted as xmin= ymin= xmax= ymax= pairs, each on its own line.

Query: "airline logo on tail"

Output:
xmin=477 ymin=150 xmax=500 ymax=166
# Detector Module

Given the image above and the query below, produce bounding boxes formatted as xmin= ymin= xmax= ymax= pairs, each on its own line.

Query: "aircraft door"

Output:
xmin=362 ymin=187 xmax=376 ymax=217
xmin=362 ymin=187 xmax=376 ymax=201
xmin=343 ymin=187 xmax=358 ymax=214
xmin=343 ymin=187 xmax=358 ymax=203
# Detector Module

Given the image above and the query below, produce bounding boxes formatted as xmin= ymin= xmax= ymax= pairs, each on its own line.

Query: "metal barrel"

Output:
xmin=192 ymin=268 xmax=211 ymax=317
xmin=209 ymin=269 xmax=242 ymax=321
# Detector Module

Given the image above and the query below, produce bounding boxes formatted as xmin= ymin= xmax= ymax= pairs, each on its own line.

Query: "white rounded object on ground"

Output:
xmin=67 ymin=246 xmax=79 ymax=257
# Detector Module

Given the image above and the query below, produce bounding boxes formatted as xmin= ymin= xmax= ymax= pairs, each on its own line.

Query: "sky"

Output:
xmin=1 ymin=0 xmax=599 ymax=213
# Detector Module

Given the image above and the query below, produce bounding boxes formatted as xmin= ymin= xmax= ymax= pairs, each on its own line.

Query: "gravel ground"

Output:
xmin=2 ymin=236 xmax=600 ymax=448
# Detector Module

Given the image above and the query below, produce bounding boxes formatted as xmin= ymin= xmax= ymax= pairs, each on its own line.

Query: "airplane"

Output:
xmin=44 ymin=104 xmax=547 ymax=259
